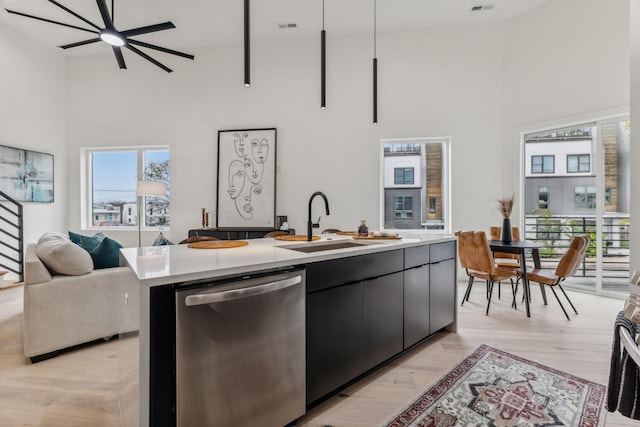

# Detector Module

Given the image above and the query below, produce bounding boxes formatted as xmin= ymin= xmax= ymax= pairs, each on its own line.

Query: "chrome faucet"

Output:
xmin=308 ymin=191 xmax=330 ymax=241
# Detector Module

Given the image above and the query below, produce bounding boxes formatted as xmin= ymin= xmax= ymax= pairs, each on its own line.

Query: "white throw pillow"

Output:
xmin=36 ymin=232 xmax=93 ymax=276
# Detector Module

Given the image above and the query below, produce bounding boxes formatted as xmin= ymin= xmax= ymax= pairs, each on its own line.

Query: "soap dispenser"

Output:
xmin=358 ymin=220 xmax=369 ymax=237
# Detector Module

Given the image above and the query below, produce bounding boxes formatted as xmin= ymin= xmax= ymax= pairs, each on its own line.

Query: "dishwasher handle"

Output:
xmin=184 ymin=275 xmax=302 ymax=306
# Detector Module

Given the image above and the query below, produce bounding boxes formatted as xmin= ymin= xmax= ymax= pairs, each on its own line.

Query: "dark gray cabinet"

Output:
xmin=429 ymin=241 xmax=457 ymax=334
xmin=363 ymin=272 xmax=404 ymax=371
xmin=305 ymin=242 xmax=456 ymax=407
xmin=306 ymin=281 xmax=362 ymax=404
xmin=403 ymin=265 xmax=430 ymax=349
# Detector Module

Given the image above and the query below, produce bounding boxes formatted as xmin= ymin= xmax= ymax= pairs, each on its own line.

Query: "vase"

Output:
xmin=501 ymin=218 xmax=512 ymax=244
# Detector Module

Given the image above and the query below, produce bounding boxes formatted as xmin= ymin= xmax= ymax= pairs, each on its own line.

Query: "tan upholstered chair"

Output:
xmin=518 ymin=235 xmax=589 ymax=320
xmin=489 ymin=226 xmax=521 ymax=269
xmin=456 ymin=230 xmax=518 ymax=315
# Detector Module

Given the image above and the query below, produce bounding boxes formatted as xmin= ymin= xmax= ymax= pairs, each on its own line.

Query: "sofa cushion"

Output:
xmin=90 ymin=236 xmax=123 ymax=269
xmin=36 ymin=232 xmax=93 ymax=276
xmin=69 ymin=231 xmax=105 ymax=252
xmin=68 ymin=231 xmax=123 ymax=270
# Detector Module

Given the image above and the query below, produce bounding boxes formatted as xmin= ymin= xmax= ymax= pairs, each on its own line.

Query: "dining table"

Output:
xmin=488 ymin=239 xmax=545 ymax=317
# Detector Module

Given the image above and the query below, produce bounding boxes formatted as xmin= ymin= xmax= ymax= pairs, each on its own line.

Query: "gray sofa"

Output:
xmin=23 ymin=241 xmax=140 ymax=362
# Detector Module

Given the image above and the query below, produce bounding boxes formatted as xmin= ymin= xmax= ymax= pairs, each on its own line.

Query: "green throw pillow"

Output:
xmin=68 ymin=231 xmax=105 ymax=252
xmin=90 ymin=236 xmax=123 ymax=269
xmin=68 ymin=231 xmax=122 ymax=269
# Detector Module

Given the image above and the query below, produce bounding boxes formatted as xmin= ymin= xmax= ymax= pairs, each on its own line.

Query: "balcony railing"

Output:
xmin=523 ymin=214 xmax=629 ymax=293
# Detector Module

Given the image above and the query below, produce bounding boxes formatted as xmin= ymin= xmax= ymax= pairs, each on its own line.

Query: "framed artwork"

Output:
xmin=0 ymin=145 xmax=54 ymax=203
xmin=216 ymin=128 xmax=276 ymax=229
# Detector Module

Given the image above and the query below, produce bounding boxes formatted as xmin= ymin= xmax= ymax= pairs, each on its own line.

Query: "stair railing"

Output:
xmin=0 ymin=190 xmax=23 ymax=282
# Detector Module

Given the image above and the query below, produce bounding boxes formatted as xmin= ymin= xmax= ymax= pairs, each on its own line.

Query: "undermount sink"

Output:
xmin=279 ymin=240 xmax=379 ymax=253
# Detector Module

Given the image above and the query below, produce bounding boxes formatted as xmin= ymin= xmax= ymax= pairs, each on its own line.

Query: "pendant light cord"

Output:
xmin=373 ymin=0 xmax=377 ymax=58
xmin=322 ymin=0 xmax=325 ymax=30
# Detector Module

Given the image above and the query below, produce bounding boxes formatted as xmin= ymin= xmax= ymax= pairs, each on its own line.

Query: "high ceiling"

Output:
xmin=0 ymin=0 xmax=550 ymax=56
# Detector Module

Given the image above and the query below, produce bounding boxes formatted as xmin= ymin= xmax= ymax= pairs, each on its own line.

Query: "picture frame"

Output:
xmin=0 ymin=145 xmax=54 ymax=203
xmin=216 ymin=128 xmax=277 ymax=229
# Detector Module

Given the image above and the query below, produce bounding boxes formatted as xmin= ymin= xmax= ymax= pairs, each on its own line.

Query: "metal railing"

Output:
xmin=0 ymin=190 xmax=23 ymax=282
xmin=523 ymin=214 xmax=629 ymax=292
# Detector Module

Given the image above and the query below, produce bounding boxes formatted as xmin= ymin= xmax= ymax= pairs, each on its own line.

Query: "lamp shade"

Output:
xmin=137 ymin=181 xmax=166 ymax=197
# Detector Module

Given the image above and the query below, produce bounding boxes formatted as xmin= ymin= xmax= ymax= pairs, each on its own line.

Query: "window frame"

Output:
xmin=531 ymin=155 xmax=555 ymax=174
xmin=394 ymin=196 xmax=413 ymax=218
xmin=394 ymin=167 xmax=415 ymax=185
xmin=81 ymin=146 xmax=170 ymax=231
xmin=567 ymin=154 xmax=590 ymax=173
xmin=380 ymin=137 xmax=451 ymax=233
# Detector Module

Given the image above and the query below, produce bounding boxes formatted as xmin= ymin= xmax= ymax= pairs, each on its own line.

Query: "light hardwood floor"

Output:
xmin=0 ymin=282 xmax=636 ymax=426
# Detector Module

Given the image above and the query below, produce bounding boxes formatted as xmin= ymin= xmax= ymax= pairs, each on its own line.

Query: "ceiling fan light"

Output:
xmin=100 ymin=31 xmax=125 ymax=46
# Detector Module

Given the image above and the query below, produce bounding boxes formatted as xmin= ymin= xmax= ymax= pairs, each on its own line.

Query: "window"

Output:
xmin=574 ymin=185 xmax=596 ymax=209
xmin=567 ymin=154 xmax=590 ymax=173
xmin=531 ymin=155 xmax=554 ymax=174
xmin=394 ymin=196 xmax=413 ymax=218
xmin=83 ymin=147 xmax=170 ymax=229
xmin=604 ymin=187 xmax=611 ymax=205
xmin=382 ymin=137 xmax=450 ymax=232
xmin=538 ymin=186 xmax=549 ymax=209
xmin=429 ymin=197 xmax=436 ymax=213
xmin=394 ymin=167 xmax=414 ymax=184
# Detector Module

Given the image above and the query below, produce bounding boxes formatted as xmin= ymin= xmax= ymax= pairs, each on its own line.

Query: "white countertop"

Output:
xmin=120 ymin=233 xmax=455 ymax=287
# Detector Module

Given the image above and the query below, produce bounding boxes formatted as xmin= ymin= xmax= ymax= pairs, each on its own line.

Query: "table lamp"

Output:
xmin=137 ymin=180 xmax=167 ymax=247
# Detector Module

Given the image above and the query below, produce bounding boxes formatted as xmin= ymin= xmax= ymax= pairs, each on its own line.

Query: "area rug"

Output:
xmin=385 ymin=344 xmax=606 ymax=427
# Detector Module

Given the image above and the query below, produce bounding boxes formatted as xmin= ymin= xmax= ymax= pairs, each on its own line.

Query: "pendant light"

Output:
xmin=372 ymin=0 xmax=378 ymax=124
xmin=321 ymin=0 xmax=326 ymax=109
xmin=244 ymin=0 xmax=250 ymax=87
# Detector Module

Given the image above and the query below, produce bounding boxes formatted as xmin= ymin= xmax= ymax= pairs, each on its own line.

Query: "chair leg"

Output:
xmin=557 ymin=284 xmax=578 ymax=315
xmin=549 ymin=286 xmax=571 ymax=321
xmin=486 ymin=280 xmax=494 ymax=315
xmin=510 ymin=279 xmax=517 ymax=310
xmin=461 ymin=276 xmax=474 ymax=306
xmin=539 ymin=283 xmax=548 ymax=305
xmin=498 ymin=281 xmax=501 ymax=299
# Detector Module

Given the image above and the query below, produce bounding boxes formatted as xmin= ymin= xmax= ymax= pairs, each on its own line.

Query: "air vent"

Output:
xmin=471 ymin=4 xmax=494 ymax=12
xmin=278 ymin=23 xmax=297 ymax=29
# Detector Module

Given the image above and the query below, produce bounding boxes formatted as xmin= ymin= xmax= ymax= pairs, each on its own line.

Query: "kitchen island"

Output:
xmin=120 ymin=233 xmax=457 ymax=427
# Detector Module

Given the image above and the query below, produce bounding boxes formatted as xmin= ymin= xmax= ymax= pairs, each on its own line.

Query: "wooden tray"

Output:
xmin=188 ymin=240 xmax=249 ymax=249
xmin=274 ymin=235 xmax=321 ymax=241
xmin=353 ymin=234 xmax=401 ymax=240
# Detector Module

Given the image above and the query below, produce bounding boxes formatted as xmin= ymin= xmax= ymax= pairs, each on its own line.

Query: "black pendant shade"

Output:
xmin=373 ymin=57 xmax=378 ymax=124
xmin=244 ymin=0 xmax=250 ymax=87
xmin=321 ymin=0 xmax=326 ymax=109
xmin=372 ymin=0 xmax=378 ymax=124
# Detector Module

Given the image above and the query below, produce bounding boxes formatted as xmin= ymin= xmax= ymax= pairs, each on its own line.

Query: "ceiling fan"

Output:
xmin=5 ymin=0 xmax=194 ymax=73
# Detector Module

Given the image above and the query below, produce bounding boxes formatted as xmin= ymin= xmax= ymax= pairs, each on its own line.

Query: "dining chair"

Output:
xmin=456 ymin=230 xmax=518 ymax=314
xmin=518 ymin=235 xmax=589 ymax=320
xmin=489 ymin=225 xmax=521 ymax=269
xmin=263 ymin=230 xmax=290 ymax=238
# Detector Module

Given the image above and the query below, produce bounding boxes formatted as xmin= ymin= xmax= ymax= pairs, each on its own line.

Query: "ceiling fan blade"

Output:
xmin=112 ymin=46 xmax=126 ymax=69
xmin=95 ymin=0 xmax=114 ymax=28
xmin=121 ymin=22 xmax=175 ymax=38
xmin=127 ymin=39 xmax=194 ymax=60
xmin=5 ymin=9 xmax=97 ymax=34
xmin=59 ymin=37 xmax=101 ymax=49
xmin=48 ymin=0 xmax=102 ymax=30
xmin=125 ymin=44 xmax=172 ymax=73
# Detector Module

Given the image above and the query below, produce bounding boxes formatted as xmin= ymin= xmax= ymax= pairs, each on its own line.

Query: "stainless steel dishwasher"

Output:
xmin=175 ymin=268 xmax=306 ymax=427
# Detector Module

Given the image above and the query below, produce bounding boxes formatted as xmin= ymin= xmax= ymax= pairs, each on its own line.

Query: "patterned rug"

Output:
xmin=385 ymin=344 xmax=606 ymax=427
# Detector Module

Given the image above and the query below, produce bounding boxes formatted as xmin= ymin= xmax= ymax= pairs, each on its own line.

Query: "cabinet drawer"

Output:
xmin=404 ymin=245 xmax=430 ymax=269
xmin=306 ymin=250 xmax=404 ymax=293
xmin=430 ymin=241 xmax=456 ymax=263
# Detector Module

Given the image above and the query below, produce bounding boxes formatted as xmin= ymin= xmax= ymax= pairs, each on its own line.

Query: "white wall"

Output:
xmin=66 ymin=24 xmax=504 ymax=246
xmin=502 ymin=0 xmax=629 ymax=220
xmin=0 ymin=23 xmax=67 ymax=278
xmin=631 ymin=0 xmax=640 ymax=272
